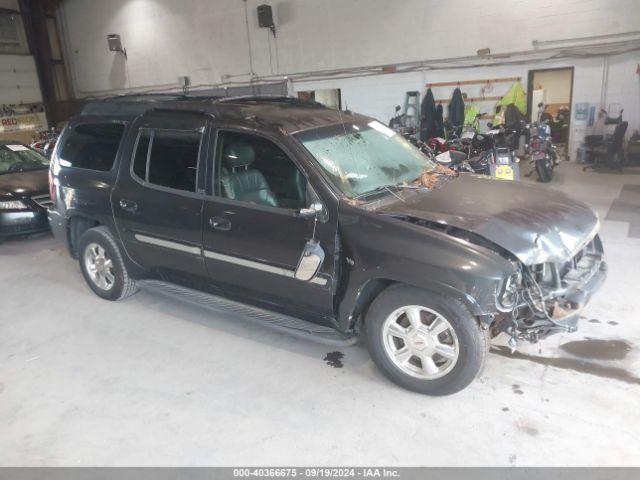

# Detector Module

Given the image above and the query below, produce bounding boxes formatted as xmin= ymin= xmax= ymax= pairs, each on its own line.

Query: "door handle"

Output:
xmin=209 ymin=216 xmax=231 ymax=231
xmin=119 ymin=198 xmax=138 ymax=213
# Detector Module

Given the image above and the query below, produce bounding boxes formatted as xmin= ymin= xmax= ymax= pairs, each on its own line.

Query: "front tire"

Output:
xmin=78 ymin=226 xmax=138 ymax=301
xmin=365 ymin=285 xmax=488 ymax=395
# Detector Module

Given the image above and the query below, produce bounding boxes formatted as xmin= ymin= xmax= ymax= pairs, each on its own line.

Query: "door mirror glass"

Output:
xmin=295 ymin=239 xmax=325 ymax=281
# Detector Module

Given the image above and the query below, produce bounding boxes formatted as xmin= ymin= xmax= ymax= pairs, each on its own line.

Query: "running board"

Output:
xmin=139 ymin=280 xmax=358 ymax=347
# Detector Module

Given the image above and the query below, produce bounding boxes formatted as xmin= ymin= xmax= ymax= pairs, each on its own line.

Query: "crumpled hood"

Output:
xmin=375 ymin=174 xmax=599 ymax=265
xmin=0 ymin=169 xmax=49 ymax=198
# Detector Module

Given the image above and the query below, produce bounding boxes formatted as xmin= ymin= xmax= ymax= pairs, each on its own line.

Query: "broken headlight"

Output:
xmin=496 ymin=271 xmax=522 ymax=312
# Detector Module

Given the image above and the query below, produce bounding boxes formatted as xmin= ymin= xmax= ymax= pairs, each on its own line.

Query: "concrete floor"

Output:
xmin=1 ymin=162 xmax=639 ymax=466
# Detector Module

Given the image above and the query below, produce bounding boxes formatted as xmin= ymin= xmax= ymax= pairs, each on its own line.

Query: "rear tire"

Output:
xmin=78 ymin=226 xmax=137 ymax=301
xmin=535 ymin=159 xmax=553 ymax=183
xmin=365 ymin=285 xmax=488 ymax=395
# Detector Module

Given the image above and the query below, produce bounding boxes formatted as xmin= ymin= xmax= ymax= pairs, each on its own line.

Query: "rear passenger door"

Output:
xmin=112 ymin=112 xmax=211 ymax=282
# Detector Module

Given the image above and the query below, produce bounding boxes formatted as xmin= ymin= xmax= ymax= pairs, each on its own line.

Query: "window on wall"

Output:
xmin=0 ymin=11 xmax=28 ymax=54
xmin=132 ymin=130 xmax=201 ymax=192
xmin=58 ymin=123 xmax=125 ymax=171
xmin=297 ymin=89 xmax=342 ymax=109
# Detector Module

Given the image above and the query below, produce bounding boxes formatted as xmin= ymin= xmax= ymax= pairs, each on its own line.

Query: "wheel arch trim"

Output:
xmin=342 ymin=276 xmax=485 ymax=332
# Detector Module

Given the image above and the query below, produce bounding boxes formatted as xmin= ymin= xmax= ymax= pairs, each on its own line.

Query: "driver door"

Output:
xmin=201 ymin=129 xmax=336 ymax=324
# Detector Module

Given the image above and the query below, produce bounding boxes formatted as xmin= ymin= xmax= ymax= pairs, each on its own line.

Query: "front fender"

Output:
xmin=336 ymin=203 xmax=516 ymax=331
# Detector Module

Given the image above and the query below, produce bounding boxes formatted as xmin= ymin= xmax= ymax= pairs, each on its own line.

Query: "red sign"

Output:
xmin=0 ymin=113 xmax=47 ymax=133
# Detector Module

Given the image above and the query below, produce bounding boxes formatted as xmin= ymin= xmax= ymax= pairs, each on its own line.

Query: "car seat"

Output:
xmin=220 ymin=142 xmax=278 ymax=207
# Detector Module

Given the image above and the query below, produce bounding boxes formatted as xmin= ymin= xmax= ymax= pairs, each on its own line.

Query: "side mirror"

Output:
xmin=395 ymin=105 xmax=401 ymax=113
xmin=295 ymin=240 xmax=325 ymax=281
xmin=298 ymin=201 xmax=323 ymax=219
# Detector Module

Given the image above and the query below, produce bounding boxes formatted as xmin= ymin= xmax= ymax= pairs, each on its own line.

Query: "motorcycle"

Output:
xmin=427 ymin=119 xmax=469 ymax=153
xmin=525 ymin=122 xmax=555 ymax=182
xmin=426 ymin=135 xmax=449 ymax=153
xmin=424 ymin=144 xmax=471 ymax=173
xmin=454 ymin=123 xmax=521 ymax=181
xmin=389 ymin=105 xmax=419 ymax=144
xmin=493 ymin=121 xmax=528 ymax=180
xmin=30 ymin=127 xmax=60 ymax=159
xmin=441 ymin=113 xmax=497 ymax=175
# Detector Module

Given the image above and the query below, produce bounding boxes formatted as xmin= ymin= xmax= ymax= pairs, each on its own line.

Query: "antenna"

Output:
xmin=311 ymin=208 xmax=318 ymax=241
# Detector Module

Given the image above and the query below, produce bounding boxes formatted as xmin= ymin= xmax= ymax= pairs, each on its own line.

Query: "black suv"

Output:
xmin=49 ymin=95 xmax=606 ymax=395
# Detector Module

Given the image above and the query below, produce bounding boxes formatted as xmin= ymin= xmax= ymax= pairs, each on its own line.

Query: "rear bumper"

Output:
xmin=47 ymin=209 xmax=67 ymax=244
xmin=0 ymin=209 xmax=50 ymax=238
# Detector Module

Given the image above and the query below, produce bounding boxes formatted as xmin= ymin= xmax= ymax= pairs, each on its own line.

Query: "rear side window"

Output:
xmin=131 ymin=129 xmax=201 ymax=192
xmin=58 ymin=123 xmax=125 ymax=171
xmin=132 ymin=131 xmax=151 ymax=180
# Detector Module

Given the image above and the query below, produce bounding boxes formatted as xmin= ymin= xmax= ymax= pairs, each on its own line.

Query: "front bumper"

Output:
xmin=508 ymin=235 xmax=607 ymax=342
xmin=0 ymin=208 xmax=50 ymax=238
xmin=544 ymin=260 xmax=607 ymax=334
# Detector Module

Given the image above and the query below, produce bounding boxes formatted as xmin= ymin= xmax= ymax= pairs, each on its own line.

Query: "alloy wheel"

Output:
xmin=84 ymin=242 xmax=115 ymax=291
xmin=382 ymin=305 xmax=460 ymax=379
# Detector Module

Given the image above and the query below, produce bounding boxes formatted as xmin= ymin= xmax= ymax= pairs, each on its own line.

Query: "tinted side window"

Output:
xmin=132 ymin=131 xmax=151 ymax=181
xmin=147 ymin=130 xmax=201 ymax=192
xmin=215 ymin=131 xmax=307 ymax=209
xmin=59 ymin=123 xmax=125 ymax=171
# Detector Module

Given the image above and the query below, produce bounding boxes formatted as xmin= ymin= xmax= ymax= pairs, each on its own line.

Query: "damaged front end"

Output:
xmin=372 ymin=172 xmax=607 ymax=350
xmin=494 ymin=234 xmax=607 ymax=350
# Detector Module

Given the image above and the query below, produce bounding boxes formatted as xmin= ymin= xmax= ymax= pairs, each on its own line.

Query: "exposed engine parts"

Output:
xmin=493 ymin=235 xmax=605 ymax=351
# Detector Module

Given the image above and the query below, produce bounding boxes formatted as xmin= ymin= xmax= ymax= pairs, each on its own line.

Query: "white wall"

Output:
xmin=0 ymin=0 xmax=43 ymax=106
xmin=55 ymin=0 xmax=640 ymax=157
xmin=604 ymin=51 xmax=640 ymax=134
xmin=0 ymin=0 xmax=18 ymax=10
xmin=293 ymin=53 xmax=639 ymax=160
xmin=0 ymin=55 xmax=43 ymax=105
xmin=57 ymin=0 xmax=640 ymax=96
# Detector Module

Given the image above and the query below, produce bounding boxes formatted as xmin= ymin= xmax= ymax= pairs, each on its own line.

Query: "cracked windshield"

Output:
xmin=296 ymin=120 xmax=439 ymax=198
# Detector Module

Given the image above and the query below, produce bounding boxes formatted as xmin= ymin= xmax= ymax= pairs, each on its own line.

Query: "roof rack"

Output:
xmin=93 ymin=92 xmax=223 ymax=103
xmin=80 ymin=93 xmax=328 ymax=117
xmin=86 ymin=93 xmax=323 ymax=106
xmin=214 ymin=95 xmax=325 ymax=107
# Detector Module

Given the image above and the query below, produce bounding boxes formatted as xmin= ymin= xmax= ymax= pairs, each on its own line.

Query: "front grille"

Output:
xmin=30 ymin=194 xmax=53 ymax=209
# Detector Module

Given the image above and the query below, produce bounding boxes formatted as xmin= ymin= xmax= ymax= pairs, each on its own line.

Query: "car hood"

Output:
xmin=375 ymin=174 xmax=599 ymax=265
xmin=0 ymin=169 xmax=49 ymax=198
